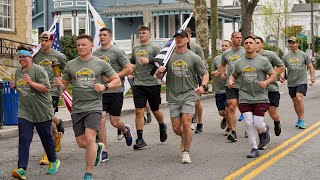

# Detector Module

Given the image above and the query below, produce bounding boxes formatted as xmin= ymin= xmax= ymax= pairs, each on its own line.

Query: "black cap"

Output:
xmin=173 ymin=29 xmax=188 ymax=38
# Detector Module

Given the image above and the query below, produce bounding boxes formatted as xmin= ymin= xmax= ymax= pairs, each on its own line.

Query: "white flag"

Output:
xmin=88 ymin=2 xmax=106 ymax=51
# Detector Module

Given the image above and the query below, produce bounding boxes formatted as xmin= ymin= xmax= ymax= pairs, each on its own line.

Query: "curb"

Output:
xmin=0 ymin=93 xmax=215 ymax=140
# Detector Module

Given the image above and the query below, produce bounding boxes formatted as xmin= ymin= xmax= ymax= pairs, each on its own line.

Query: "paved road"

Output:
xmin=0 ymin=80 xmax=320 ymax=180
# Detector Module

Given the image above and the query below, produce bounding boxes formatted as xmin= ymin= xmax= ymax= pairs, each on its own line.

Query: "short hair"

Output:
xmin=100 ymin=27 xmax=112 ymax=36
xmin=244 ymin=35 xmax=256 ymax=42
xmin=77 ymin=34 xmax=93 ymax=43
xmin=185 ymin=27 xmax=192 ymax=34
xmin=17 ymin=44 xmax=33 ymax=54
xmin=231 ymin=32 xmax=241 ymax=38
xmin=254 ymin=36 xmax=264 ymax=43
xmin=222 ymin=39 xmax=232 ymax=45
xmin=138 ymin=25 xmax=150 ymax=31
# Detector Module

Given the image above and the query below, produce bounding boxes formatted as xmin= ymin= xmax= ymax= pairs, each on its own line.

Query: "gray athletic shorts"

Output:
xmin=168 ymin=100 xmax=195 ymax=118
xmin=71 ymin=111 xmax=102 ymax=137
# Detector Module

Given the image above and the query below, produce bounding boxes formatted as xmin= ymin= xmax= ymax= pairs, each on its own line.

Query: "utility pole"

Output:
xmin=311 ymin=0 xmax=315 ymax=57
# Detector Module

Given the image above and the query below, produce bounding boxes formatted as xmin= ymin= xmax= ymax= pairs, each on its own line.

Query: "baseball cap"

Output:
xmin=173 ymin=29 xmax=188 ymax=38
xmin=41 ymin=31 xmax=54 ymax=41
xmin=288 ymin=36 xmax=298 ymax=43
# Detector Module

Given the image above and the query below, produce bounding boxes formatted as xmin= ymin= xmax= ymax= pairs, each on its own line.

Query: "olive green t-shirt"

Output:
xmin=190 ymin=43 xmax=205 ymax=60
xmin=212 ymin=55 xmax=227 ymax=94
xmin=221 ymin=47 xmax=245 ymax=88
xmin=130 ymin=44 xmax=161 ymax=86
xmin=93 ymin=45 xmax=130 ymax=93
xmin=232 ymin=54 xmax=273 ymax=104
xmin=260 ymin=50 xmax=284 ymax=92
xmin=15 ymin=63 xmax=53 ymax=123
xmin=282 ymin=50 xmax=311 ymax=87
xmin=33 ymin=49 xmax=68 ymax=97
xmin=166 ymin=50 xmax=207 ymax=103
xmin=62 ymin=56 xmax=116 ymax=114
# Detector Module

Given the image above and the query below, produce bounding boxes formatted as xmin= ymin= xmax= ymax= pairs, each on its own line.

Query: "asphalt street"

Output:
xmin=0 ymin=79 xmax=320 ymax=180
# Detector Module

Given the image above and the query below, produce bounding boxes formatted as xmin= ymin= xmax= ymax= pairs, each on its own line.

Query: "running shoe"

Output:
xmin=257 ymin=133 xmax=266 ymax=150
xmin=298 ymin=120 xmax=306 ymax=129
xmin=56 ymin=119 xmax=64 ymax=134
xmin=124 ymin=125 xmax=133 ymax=146
xmin=146 ymin=113 xmax=152 ymax=123
xmin=195 ymin=123 xmax=204 ymax=134
xmin=144 ymin=116 xmax=147 ymax=125
xmin=238 ymin=114 xmax=244 ymax=121
xmin=47 ymin=159 xmax=60 ymax=175
xmin=220 ymin=117 xmax=227 ymax=129
xmin=192 ymin=115 xmax=197 ymax=123
xmin=117 ymin=129 xmax=124 ymax=140
xmin=244 ymin=131 xmax=248 ymax=138
xmin=40 ymin=152 xmax=49 ymax=165
xmin=101 ymin=151 xmax=109 ymax=162
xmin=94 ymin=142 xmax=104 ymax=166
xmin=247 ymin=148 xmax=260 ymax=158
xmin=12 ymin=168 xmax=26 ymax=180
xmin=295 ymin=119 xmax=301 ymax=127
xmin=83 ymin=172 xmax=93 ymax=180
xmin=160 ymin=124 xmax=168 ymax=142
xmin=260 ymin=125 xmax=270 ymax=149
xmin=190 ymin=123 xmax=195 ymax=130
xmin=274 ymin=121 xmax=281 ymax=136
xmin=54 ymin=132 xmax=63 ymax=152
xmin=133 ymin=139 xmax=147 ymax=150
xmin=227 ymin=131 xmax=237 ymax=142
xmin=181 ymin=151 xmax=191 ymax=164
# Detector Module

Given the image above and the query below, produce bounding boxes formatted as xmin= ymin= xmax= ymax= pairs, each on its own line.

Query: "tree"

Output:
xmin=239 ymin=0 xmax=259 ymax=39
xmin=194 ymin=0 xmax=209 ymax=62
xmin=210 ymin=0 xmax=219 ymax=59
xmin=61 ymin=35 xmax=78 ymax=60
xmin=306 ymin=0 xmax=320 ymax=3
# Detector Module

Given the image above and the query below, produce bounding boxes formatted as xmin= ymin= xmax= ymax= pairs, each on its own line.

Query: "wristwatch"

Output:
xmin=104 ymin=83 xmax=109 ymax=90
xmin=201 ymin=84 xmax=209 ymax=92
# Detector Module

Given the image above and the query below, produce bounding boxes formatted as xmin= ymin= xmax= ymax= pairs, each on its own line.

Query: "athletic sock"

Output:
xmin=137 ymin=130 xmax=143 ymax=139
xmin=159 ymin=123 xmax=166 ymax=130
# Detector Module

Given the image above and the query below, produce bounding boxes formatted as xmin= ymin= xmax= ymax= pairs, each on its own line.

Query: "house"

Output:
xmin=0 ymin=0 xmax=33 ymax=73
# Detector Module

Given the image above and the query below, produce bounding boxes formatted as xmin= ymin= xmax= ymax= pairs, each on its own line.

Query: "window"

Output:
xmin=62 ymin=17 xmax=72 ymax=36
xmin=0 ymin=0 xmax=14 ymax=31
xmin=78 ymin=17 xmax=86 ymax=35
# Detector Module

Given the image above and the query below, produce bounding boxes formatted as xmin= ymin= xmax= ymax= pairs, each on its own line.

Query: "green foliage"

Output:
xmin=305 ymin=0 xmax=320 ymax=3
xmin=61 ymin=35 xmax=78 ymax=60
xmin=263 ymin=43 xmax=284 ymax=57
xmin=283 ymin=25 xmax=303 ymax=37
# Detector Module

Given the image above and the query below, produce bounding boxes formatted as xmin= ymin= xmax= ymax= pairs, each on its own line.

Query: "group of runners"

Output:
xmin=9 ymin=24 xmax=316 ymax=180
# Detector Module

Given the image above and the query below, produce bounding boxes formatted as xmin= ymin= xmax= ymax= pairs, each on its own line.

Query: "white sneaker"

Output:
xmin=181 ymin=151 xmax=191 ymax=164
xmin=117 ymin=129 xmax=124 ymax=140
xmin=190 ymin=123 xmax=195 ymax=130
xmin=180 ymin=137 xmax=184 ymax=152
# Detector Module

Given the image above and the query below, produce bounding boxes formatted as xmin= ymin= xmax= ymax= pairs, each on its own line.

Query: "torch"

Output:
xmin=52 ymin=59 xmax=61 ymax=92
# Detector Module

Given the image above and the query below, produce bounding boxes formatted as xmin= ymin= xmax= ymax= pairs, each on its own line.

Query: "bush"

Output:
xmin=264 ymin=43 xmax=284 ymax=58
xmin=61 ymin=35 xmax=78 ymax=60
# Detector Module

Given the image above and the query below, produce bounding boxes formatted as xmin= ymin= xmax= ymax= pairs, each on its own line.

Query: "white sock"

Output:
xmin=253 ymin=115 xmax=267 ymax=132
xmin=243 ymin=112 xmax=257 ymax=149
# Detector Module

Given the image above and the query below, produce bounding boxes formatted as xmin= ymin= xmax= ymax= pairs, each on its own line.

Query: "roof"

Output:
xmin=291 ymin=3 xmax=320 ymax=13
xmin=102 ymin=2 xmax=239 ymax=19
xmin=218 ymin=7 xmax=242 ymax=17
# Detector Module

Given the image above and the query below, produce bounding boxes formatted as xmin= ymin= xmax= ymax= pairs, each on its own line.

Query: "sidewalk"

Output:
xmin=0 ymin=91 xmax=215 ymax=139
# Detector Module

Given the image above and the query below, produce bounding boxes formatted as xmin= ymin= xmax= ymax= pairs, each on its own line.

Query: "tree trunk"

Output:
xmin=211 ymin=0 xmax=219 ymax=59
xmin=194 ymin=0 xmax=209 ymax=61
xmin=240 ymin=0 xmax=259 ymax=39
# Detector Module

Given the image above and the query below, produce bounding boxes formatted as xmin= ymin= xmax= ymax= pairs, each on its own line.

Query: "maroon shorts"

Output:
xmin=239 ymin=103 xmax=270 ymax=116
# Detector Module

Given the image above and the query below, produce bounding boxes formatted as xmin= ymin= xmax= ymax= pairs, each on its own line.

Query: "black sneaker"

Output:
xmin=260 ymin=125 xmax=270 ymax=148
xmin=224 ymin=127 xmax=231 ymax=136
xmin=195 ymin=123 xmax=204 ymax=134
xmin=146 ymin=113 xmax=152 ymax=123
xmin=220 ymin=118 xmax=227 ymax=129
xmin=274 ymin=121 xmax=281 ymax=136
xmin=56 ymin=119 xmax=64 ymax=134
xmin=257 ymin=133 xmax=266 ymax=150
xmin=133 ymin=139 xmax=147 ymax=150
xmin=160 ymin=124 xmax=168 ymax=142
xmin=227 ymin=131 xmax=237 ymax=142
xmin=247 ymin=148 xmax=260 ymax=158
xmin=244 ymin=131 xmax=248 ymax=138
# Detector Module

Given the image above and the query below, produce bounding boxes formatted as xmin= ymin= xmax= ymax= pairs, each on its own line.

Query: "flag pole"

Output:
xmin=86 ymin=0 xmax=90 ymax=34
xmin=48 ymin=17 xmax=59 ymax=32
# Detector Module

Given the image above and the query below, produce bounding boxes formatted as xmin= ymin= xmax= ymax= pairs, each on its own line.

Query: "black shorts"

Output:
xmin=215 ymin=93 xmax=227 ymax=111
xmin=288 ymin=84 xmax=307 ymax=98
xmin=102 ymin=93 xmax=124 ymax=116
xmin=226 ymin=88 xmax=239 ymax=100
xmin=52 ymin=96 xmax=59 ymax=114
xmin=268 ymin=91 xmax=280 ymax=107
xmin=132 ymin=85 xmax=161 ymax=111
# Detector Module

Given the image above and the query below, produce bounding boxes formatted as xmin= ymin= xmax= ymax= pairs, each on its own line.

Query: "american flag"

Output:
xmin=52 ymin=23 xmax=62 ymax=52
xmin=150 ymin=13 xmax=194 ymax=76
